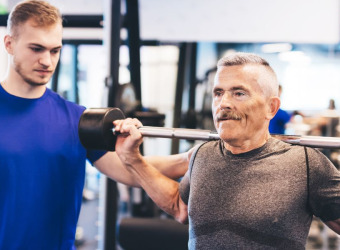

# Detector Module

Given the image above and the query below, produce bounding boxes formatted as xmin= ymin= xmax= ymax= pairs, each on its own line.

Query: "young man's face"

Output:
xmin=212 ymin=64 xmax=275 ymax=148
xmin=7 ymin=19 xmax=62 ymax=86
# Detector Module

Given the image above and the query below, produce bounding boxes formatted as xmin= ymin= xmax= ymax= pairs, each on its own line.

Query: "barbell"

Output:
xmin=78 ymin=108 xmax=340 ymax=151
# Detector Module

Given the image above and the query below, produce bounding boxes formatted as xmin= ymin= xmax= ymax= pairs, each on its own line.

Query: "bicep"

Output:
xmin=144 ymin=153 xmax=190 ymax=180
xmin=94 ymin=151 xmax=139 ymax=187
xmin=144 ymin=144 xmax=201 ymax=180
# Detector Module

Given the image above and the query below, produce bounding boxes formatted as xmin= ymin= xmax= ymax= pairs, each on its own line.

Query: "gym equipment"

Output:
xmin=117 ymin=217 xmax=188 ymax=250
xmin=78 ymin=108 xmax=219 ymax=151
xmin=78 ymin=108 xmax=340 ymax=151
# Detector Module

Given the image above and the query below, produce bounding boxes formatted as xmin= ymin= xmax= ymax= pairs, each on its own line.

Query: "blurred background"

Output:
xmin=1 ymin=0 xmax=340 ymax=249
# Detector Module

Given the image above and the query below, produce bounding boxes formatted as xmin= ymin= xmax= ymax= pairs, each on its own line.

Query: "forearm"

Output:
xmin=112 ymin=119 xmax=189 ymax=222
xmin=95 ymin=151 xmax=189 ymax=187
xmin=123 ymin=154 xmax=185 ymax=221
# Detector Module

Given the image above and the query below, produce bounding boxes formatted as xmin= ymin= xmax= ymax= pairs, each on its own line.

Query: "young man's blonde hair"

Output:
xmin=7 ymin=0 xmax=62 ymax=37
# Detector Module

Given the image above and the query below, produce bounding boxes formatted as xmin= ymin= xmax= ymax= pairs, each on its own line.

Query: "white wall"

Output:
xmin=139 ymin=0 xmax=340 ymax=44
xmin=140 ymin=45 xmax=180 ymax=156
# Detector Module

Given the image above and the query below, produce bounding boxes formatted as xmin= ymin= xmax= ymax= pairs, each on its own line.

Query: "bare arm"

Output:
xmin=93 ymin=118 xmax=193 ymax=187
xmin=113 ymin=119 xmax=189 ymax=223
xmin=94 ymin=151 xmax=138 ymax=186
xmin=121 ymin=154 xmax=189 ymax=223
xmin=94 ymin=150 xmax=190 ymax=187
xmin=325 ymin=219 xmax=340 ymax=234
xmin=144 ymin=146 xmax=197 ymax=180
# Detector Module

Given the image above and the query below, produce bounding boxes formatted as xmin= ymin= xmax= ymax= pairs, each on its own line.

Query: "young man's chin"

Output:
xmin=26 ymin=79 xmax=50 ymax=86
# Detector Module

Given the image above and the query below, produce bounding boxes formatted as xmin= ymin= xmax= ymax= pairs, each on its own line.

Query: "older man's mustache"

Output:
xmin=216 ymin=111 xmax=243 ymax=121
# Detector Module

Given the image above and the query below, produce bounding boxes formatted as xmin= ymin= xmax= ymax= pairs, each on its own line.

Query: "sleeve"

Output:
xmin=308 ymin=148 xmax=340 ymax=221
xmin=86 ymin=150 xmax=107 ymax=165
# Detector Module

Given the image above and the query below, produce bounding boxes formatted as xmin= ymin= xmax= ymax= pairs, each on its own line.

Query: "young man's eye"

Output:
xmin=51 ymin=49 xmax=60 ymax=54
xmin=30 ymin=47 xmax=42 ymax=52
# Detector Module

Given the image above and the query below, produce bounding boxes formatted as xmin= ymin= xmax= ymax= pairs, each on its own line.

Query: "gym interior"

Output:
xmin=1 ymin=0 xmax=340 ymax=249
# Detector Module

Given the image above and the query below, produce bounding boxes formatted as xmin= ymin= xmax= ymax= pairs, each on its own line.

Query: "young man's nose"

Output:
xmin=38 ymin=52 xmax=52 ymax=67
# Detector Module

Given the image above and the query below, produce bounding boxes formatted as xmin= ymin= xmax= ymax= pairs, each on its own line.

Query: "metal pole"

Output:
xmin=171 ymin=43 xmax=188 ymax=155
xmin=102 ymin=0 xmax=121 ymax=249
xmin=126 ymin=0 xmax=142 ymax=102
xmin=117 ymin=126 xmax=340 ymax=149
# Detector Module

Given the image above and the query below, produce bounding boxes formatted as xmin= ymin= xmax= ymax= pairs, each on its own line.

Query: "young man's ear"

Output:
xmin=4 ymin=35 xmax=14 ymax=55
xmin=266 ymin=96 xmax=281 ymax=120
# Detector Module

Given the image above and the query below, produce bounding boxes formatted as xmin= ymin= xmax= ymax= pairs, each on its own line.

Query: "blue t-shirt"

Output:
xmin=0 ymin=85 xmax=106 ymax=249
xmin=269 ymin=108 xmax=291 ymax=134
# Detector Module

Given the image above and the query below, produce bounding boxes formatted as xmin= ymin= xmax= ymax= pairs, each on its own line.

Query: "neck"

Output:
xmin=2 ymin=73 xmax=47 ymax=99
xmin=223 ymin=131 xmax=271 ymax=154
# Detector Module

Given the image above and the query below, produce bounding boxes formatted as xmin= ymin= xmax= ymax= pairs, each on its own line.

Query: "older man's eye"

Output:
xmin=234 ymin=91 xmax=245 ymax=96
xmin=213 ymin=90 xmax=223 ymax=97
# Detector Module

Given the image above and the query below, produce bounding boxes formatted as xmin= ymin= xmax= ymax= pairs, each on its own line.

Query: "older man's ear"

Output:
xmin=266 ymin=96 xmax=281 ymax=120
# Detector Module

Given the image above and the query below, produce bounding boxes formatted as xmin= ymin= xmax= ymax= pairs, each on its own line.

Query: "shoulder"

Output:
xmin=268 ymin=137 xmax=305 ymax=154
xmin=197 ymin=140 xmax=221 ymax=151
xmin=188 ymin=141 xmax=220 ymax=168
xmin=305 ymin=147 xmax=336 ymax=173
xmin=189 ymin=140 xmax=225 ymax=167
xmin=45 ymin=89 xmax=86 ymax=117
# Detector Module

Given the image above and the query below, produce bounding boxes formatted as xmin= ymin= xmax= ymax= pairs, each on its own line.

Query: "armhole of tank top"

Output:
xmin=304 ymin=146 xmax=310 ymax=210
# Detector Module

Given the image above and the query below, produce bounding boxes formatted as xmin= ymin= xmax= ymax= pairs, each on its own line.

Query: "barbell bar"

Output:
xmin=78 ymin=108 xmax=340 ymax=151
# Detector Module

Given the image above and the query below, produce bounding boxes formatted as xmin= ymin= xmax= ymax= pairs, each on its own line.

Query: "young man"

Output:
xmin=114 ymin=52 xmax=340 ymax=249
xmin=0 ymin=1 xmax=189 ymax=248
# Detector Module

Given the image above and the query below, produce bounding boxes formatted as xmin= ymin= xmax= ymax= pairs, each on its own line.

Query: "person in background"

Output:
xmin=0 ymin=1 xmax=190 ymax=249
xmin=114 ymin=52 xmax=340 ymax=249
xmin=269 ymin=84 xmax=291 ymax=134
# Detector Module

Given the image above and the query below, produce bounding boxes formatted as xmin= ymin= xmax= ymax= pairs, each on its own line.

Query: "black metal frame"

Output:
xmin=125 ymin=0 xmax=142 ymax=102
xmin=171 ymin=42 xmax=198 ymax=154
xmin=102 ymin=0 xmax=122 ymax=248
xmin=0 ymin=14 xmax=103 ymax=27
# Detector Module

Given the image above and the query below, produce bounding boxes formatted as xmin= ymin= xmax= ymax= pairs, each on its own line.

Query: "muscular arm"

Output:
xmin=144 ymin=147 xmax=195 ymax=180
xmin=122 ymin=154 xmax=188 ymax=223
xmin=112 ymin=119 xmax=189 ymax=223
xmin=93 ymin=150 xmax=190 ymax=187
xmin=94 ymin=118 xmax=196 ymax=187
xmin=93 ymin=151 xmax=138 ymax=186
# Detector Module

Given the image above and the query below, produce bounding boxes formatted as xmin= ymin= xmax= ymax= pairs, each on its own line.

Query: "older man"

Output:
xmin=114 ymin=52 xmax=340 ymax=249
